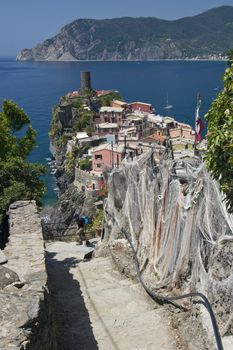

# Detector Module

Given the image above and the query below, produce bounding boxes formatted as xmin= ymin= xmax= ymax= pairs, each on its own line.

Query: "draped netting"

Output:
xmin=105 ymin=147 xmax=233 ymax=333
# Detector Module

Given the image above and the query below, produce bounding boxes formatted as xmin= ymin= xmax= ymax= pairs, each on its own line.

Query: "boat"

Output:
xmin=164 ymin=95 xmax=173 ymax=110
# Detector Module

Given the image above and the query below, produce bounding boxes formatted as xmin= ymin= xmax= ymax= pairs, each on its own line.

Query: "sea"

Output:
xmin=0 ymin=58 xmax=227 ymax=206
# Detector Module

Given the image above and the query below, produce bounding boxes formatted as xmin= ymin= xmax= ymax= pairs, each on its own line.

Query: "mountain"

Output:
xmin=17 ymin=6 xmax=233 ymax=61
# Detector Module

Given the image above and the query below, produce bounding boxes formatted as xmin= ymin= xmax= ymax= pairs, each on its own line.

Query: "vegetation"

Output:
xmin=0 ymin=100 xmax=45 ymax=218
xmin=72 ymin=110 xmax=94 ymax=133
xmin=58 ymin=133 xmax=73 ymax=147
xmin=65 ymin=146 xmax=79 ymax=174
xmin=71 ymin=99 xmax=82 ymax=109
xmin=98 ymin=92 xmax=123 ymax=106
xmin=205 ymin=51 xmax=233 ymax=212
xmin=97 ymin=184 xmax=108 ymax=199
xmin=49 ymin=106 xmax=59 ymax=139
xmin=87 ymin=209 xmax=104 ymax=237
xmin=79 ymin=157 xmax=92 ymax=171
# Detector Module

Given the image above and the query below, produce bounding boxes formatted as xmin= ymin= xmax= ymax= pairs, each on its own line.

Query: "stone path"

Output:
xmin=46 ymin=241 xmax=176 ymax=350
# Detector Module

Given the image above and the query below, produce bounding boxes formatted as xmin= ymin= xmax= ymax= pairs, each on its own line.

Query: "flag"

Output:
xmin=195 ymin=94 xmax=205 ymax=142
xmin=196 ymin=118 xmax=205 ymax=141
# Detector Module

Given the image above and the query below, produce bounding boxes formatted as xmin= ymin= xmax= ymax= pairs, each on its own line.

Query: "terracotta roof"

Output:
xmin=142 ymin=133 xmax=165 ymax=143
xmin=67 ymin=91 xmax=79 ymax=98
xmin=96 ymin=90 xmax=113 ymax=96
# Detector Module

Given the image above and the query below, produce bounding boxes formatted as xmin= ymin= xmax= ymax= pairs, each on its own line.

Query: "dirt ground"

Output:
xmin=46 ymin=240 xmax=233 ymax=350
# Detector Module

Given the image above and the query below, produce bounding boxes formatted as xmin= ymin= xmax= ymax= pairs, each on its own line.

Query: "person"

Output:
xmin=75 ymin=214 xmax=89 ymax=245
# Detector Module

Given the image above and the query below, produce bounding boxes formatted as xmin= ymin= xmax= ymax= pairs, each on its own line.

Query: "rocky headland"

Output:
xmin=42 ymin=89 xmax=115 ymax=239
xmin=16 ymin=6 xmax=233 ymax=61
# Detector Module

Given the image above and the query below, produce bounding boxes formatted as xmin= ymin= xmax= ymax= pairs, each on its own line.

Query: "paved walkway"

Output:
xmin=46 ymin=241 xmax=176 ymax=350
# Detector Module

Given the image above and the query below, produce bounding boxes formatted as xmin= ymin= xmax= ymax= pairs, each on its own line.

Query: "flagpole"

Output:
xmin=194 ymin=93 xmax=201 ymax=155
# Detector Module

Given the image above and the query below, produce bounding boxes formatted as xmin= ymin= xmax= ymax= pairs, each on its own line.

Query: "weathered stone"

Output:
xmin=0 ymin=266 xmax=20 ymax=289
xmin=0 ymin=249 xmax=7 ymax=265
xmin=0 ymin=201 xmax=57 ymax=349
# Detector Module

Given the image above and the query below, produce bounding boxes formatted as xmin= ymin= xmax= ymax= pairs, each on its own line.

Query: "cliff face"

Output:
xmin=17 ymin=6 xmax=233 ymax=61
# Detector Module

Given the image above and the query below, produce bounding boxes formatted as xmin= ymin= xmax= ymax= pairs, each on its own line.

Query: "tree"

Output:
xmin=205 ymin=53 xmax=233 ymax=212
xmin=0 ymin=100 xmax=45 ymax=217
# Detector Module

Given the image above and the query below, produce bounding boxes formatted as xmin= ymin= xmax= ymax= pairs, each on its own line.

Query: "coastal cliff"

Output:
xmin=17 ymin=6 xmax=233 ymax=61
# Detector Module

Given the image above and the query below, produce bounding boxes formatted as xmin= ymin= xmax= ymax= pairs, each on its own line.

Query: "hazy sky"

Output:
xmin=1 ymin=0 xmax=232 ymax=56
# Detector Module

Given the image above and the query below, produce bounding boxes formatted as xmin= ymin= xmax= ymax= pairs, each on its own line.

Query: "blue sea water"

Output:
xmin=0 ymin=58 xmax=227 ymax=205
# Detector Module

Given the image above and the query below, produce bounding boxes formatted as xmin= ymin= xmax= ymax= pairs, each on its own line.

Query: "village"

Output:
xmin=54 ymin=71 xmax=205 ymax=194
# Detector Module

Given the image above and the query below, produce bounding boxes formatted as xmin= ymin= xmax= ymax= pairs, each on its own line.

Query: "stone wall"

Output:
xmin=0 ymin=201 xmax=57 ymax=349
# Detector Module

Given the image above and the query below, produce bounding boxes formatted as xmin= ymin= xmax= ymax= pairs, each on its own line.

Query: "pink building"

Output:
xmin=91 ymin=143 xmax=125 ymax=173
xmin=99 ymin=106 xmax=124 ymax=124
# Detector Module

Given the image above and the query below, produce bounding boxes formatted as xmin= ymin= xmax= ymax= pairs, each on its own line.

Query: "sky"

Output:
xmin=0 ymin=0 xmax=233 ymax=56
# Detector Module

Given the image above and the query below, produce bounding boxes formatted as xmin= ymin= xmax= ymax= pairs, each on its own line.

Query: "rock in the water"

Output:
xmin=0 ymin=266 xmax=20 ymax=289
xmin=0 ymin=250 xmax=7 ymax=265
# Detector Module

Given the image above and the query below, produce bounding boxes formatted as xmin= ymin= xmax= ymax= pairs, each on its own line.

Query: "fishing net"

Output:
xmin=105 ymin=147 xmax=233 ymax=333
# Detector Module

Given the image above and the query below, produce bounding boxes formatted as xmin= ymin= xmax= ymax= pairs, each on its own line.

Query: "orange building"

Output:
xmin=111 ymin=100 xmax=128 ymax=108
xmin=169 ymin=122 xmax=195 ymax=141
xmin=128 ymin=102 xmax=153 ymax=113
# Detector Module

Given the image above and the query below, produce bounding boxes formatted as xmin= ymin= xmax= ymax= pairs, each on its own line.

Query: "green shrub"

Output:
xmin=205 ymin=52 xmax=233 ymax=212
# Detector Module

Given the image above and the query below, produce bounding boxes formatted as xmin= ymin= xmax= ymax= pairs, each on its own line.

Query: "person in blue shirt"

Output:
xmin=75 ymin=213 xmax=90 ymax=245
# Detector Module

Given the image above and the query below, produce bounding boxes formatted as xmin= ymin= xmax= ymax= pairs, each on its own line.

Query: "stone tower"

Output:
xmin=81 ymin=71 xmax=91 ymax=91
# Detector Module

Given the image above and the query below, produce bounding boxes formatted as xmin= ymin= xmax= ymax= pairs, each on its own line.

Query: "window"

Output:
xmin=97 ymin=164 xmax=102 ymax=168
xmin=95 ymin=154 xmax=102 ymax=160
